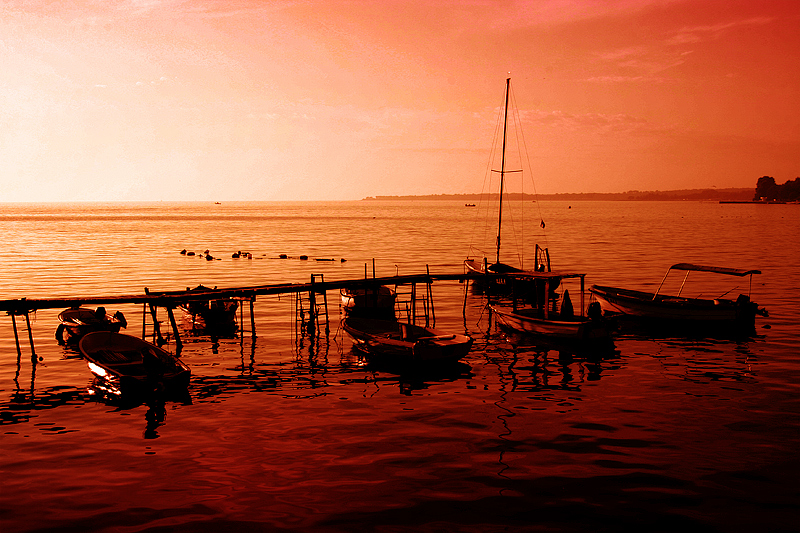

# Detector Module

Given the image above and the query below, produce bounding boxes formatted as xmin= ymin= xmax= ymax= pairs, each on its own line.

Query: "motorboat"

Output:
xmin=342 ymin=316 xmax=473 ymax=365
xmin=490 ymin=271 xmax=612 ymax=345
xmin=589 ymin=263 xmax=767 ymax=334
xmin=56 ymin=306 xmax=127 ymax=345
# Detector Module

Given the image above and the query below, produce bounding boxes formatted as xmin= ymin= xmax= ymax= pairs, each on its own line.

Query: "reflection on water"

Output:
xmin=1 ymin=201 xmax=798 ymax=532
xmin=87 ymin=379 xmax=192 ymax=440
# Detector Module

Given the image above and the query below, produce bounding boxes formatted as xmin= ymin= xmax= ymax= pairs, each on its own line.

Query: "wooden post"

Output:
xmin=411 ymin=283 xmax=417 ymax=325
xmin=249 ymin=296 xmax=256 ymax=339
xmin=25 ymin=312 xmax=36 ymax=359
xmin=166 ymin=306 xmax=182 ymax=353
xmin=580 ymin=275 xmax=585 ymax=318
xmin=544 ymin=279 xmax=550 ymax=320
xmin=426 ymin=265 xmax=434 ymax=327
xmin=307 ymin=275 xmax=316 ymax=334
xmin=144 ymin=288 xmax=165 ymax=346
xmin=11 ymin=313 xmax=22 ymax=360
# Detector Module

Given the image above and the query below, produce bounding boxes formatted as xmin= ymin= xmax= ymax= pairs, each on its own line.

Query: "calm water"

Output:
xmin=1 ymin=200 xmax=798 ymax=532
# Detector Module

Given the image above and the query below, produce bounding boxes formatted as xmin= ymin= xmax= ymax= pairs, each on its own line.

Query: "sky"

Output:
xmin=1 ymin=0 xmax=798 ymax=201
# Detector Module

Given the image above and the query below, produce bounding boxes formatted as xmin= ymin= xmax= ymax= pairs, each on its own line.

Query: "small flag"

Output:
xmin=540 ymin=220 xmax=546 ymax=229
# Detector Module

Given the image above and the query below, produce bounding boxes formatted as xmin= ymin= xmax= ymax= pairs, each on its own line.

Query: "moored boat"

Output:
xmin=342 ymin=316 xmax=473 ymax=365
xmin=79 ymin=331 xmax=191 ymax=394
xmin=589 ymin=263 xmax=767 ymax=335
xmin=56 ymin=306 xmax=127 ymax=345
xmin=340 ymin=285 xmax=397 ymax=319
xmin=464 ymin=77 xmax=550 ymax=291
xmin=490 ymin=271 xmax=612 ymax=345
xmin=178 ymin=285 xmax=238 ymax=330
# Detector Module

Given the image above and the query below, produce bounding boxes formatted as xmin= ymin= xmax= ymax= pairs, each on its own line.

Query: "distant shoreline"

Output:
xmin=362 ymin=188 xmax=755 ymax=202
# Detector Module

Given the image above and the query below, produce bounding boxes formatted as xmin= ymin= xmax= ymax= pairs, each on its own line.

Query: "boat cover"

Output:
xmin=669 ymin=264 xmax=761 ymax=276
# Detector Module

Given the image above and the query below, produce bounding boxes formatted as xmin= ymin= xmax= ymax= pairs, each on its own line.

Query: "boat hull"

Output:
xmin=342 ymin=317 xmax=472 ymax=365
xmin=490 ymin=305 xmax=612 ymax=343
xmin=56 ymin=307 xmax=126 ymax=344
xmin=79 ymin=332 xmax=191 ymax=394
xmin=340 ymin=286 xmax=397 ymax=320
xmin=179 ymin=299 xmax=238 ymax=331
xmin=589 ymin=285 xmax=761 ymax=335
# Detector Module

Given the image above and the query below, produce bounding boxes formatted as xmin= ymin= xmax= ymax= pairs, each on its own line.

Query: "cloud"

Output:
xmin=666 ymin=16 xmax=774 ymax=46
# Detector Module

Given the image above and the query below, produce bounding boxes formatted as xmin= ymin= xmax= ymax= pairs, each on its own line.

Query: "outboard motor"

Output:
xmin=587 ymin=301 xmax=602 ymax=321
xmin=113 ymin=311 xmax=128 ymax=329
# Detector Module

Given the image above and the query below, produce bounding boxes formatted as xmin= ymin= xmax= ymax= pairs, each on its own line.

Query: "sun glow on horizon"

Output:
xmin=1 ymin=0 xmax=797 ymax=202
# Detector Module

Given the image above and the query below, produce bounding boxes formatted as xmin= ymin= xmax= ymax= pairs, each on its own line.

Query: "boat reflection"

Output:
xmin=88 ymin=377 xmax=192 ymax=439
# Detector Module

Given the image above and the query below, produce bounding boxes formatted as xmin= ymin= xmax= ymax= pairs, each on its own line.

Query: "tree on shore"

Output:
xmin=753 ymin=176 xmax=800 ymax=202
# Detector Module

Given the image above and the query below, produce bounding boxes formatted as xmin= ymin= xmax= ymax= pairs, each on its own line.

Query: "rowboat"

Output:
xmin=79 ymin=331 xmax=191 ymax=394
xmin=589 ymin=263 xmax=767 ymax=334
xmin=490 ymin=271 xmax=612 ymax=345
xmin=56 ymin=306 xmax=127 ymax=345
xmin=342 ymin=316 xmax=473 ymax=365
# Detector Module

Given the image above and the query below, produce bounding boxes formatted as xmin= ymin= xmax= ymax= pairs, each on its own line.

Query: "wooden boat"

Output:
xmin=56 ymin=306 xmax=127 ymax=344
xmin=490 ymin=271 xmax=612 ymax=344
xmin=340 ymin=285 xmax=397 ymax=319
xmin=464 ymin=78 xmax=551 ymax=289
xmin=342 ymin=316 xmax=473 ymax=365
xmin=79 ymin=331 xmax=191 ymax=394
xmin=589 ymin=263 xmax=767 ymax=334
xmin=178 ymin=285 xmax=238 ymax=330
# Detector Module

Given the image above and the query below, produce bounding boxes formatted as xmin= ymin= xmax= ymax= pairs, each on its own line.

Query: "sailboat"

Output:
xmin=464 ymin=77 xmax=550 ymax=289
xmin=466 ymin=78 xmax=612 ymax=345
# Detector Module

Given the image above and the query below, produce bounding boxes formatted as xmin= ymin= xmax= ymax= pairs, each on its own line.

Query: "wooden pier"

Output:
xmin=0 ymin=270 xmax=504 ymax=358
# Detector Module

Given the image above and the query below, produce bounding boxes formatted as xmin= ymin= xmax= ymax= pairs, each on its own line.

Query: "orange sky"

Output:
xmin=1 ymin=0 xmax=798 ymax=201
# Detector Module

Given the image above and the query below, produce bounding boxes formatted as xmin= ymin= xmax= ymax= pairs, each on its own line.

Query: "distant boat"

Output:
xmin=79 ymin=332 xmax=191 ymax=394
xmin=56 ymin=306 xmax=127 ymax=345
xmin=343 ymin=316 xmax=473 ymax=365
xmin=590 ymin=263 xmax=767 ymax=335
xmin=465 ymin=203 xmax=476 ymax=207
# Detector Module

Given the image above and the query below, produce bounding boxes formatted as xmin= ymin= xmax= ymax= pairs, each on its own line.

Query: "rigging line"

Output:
xmin=467 ymin=90 xmax=506 ymax=259
xmin=470 ymin=87 xmax=505 ymax=256
xmin=510 ymin=83 xmax=549 ymax=250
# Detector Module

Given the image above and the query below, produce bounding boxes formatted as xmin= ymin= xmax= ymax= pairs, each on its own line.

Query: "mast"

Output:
xmin=496 ymin=77 xmax=510 ymax=265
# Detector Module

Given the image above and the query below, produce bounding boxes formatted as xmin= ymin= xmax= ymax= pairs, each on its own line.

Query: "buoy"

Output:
xmin=180 ymin=249 xmax=187 ymax=255
xmin=279 ymin=254 xmax=288 ymax=259
xmin=299 ymin=255 xmax=308 ymax=260
xmin=187 ymin=251 xmax=196 ymax=256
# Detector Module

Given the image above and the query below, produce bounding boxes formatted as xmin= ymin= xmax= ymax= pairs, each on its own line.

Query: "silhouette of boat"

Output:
xmin=340 ymin=285 xmax=397 ymax=320
xmin=464 ymin=78 xmax=550 ymax=288
xmin=343 ymin=316 xmax=473 ymax=365
xmin=589 ymin=263 xmax=767 ymax=335
xmin=56 ymin=306 xmax=127 ymax=344
xmin=490 ymin=271 xmax=612 ymax=344
xmin=79 ymin=332 xmax=191 ymax=394
xmin=178 ymin=285 xmax=238 ymax=330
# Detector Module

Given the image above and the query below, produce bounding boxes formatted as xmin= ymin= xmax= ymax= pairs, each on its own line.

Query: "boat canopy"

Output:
xmin=507 ymin=270 xmax=583 ymax=280
xmin=669 ymin=263 xmax=761 ymax=277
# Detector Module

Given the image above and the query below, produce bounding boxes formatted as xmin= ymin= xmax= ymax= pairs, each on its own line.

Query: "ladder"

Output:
xmin=295 ymin=274 xmax=329 ymax=335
